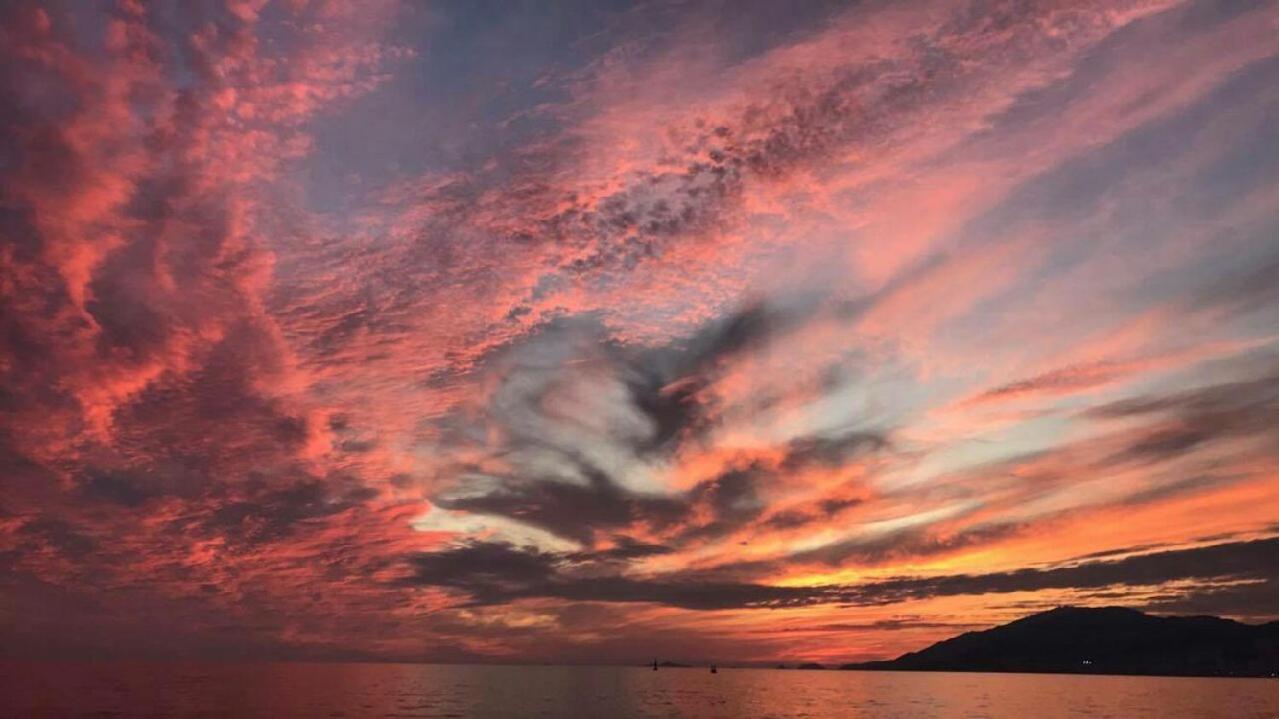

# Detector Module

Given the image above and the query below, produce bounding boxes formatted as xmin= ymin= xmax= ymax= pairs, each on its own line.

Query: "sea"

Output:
xmin=2 ymin=662 xmax=1277 ymax=718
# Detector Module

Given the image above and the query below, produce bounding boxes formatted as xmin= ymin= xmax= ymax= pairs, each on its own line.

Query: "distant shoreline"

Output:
xmin=3 ymin=658 xmax=1276 ymax=680
xmin=837 ymin=606 xmax=1279 ymax=680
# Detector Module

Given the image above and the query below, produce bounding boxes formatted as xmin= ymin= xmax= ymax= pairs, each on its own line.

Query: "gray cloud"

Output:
xmin=780 ymin=431 xmax=891 ymax=471
xmin=1091 ymin=364 xmax=1279 ymax=466
xmin=405 ymin=536 xmax=1279 ymax=611
xmin=434 ymin=462 xmax=688 ymax=546
xmin=426 ymin=301 xmax=884 ymax=546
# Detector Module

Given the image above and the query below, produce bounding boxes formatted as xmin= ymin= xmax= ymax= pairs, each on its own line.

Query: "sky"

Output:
xmin=1 ymin=0 xmax=1278 ymax=666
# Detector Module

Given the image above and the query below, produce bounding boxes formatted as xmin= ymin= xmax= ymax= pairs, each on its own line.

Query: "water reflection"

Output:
xmin=2 ymin=662 xmax=1277 ymax=718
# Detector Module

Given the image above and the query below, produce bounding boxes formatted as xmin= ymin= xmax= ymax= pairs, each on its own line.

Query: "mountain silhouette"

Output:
xmin=841 ymin=606 xmax=1279 ymax=678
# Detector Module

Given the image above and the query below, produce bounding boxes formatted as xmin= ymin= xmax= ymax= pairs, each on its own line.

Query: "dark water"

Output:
xmin=2 ymin=662 xmax=1277 ymax=718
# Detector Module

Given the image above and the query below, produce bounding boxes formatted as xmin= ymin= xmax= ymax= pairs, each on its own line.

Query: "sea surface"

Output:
xmin=2 ymin=662 xmax=1277 ymax=718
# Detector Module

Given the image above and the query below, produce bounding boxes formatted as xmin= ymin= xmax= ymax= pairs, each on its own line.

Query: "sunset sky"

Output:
xmin=2 ymin=0 xmax=1279 ymax=665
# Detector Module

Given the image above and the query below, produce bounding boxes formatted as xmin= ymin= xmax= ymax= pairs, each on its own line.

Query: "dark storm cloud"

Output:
xmin=405 ymin=536 xmax=1279 ymax=612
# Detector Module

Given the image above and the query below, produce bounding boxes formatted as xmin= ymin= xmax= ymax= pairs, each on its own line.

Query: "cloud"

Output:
xmin=404 ymin=536 xmax=1279 ymax=613
xmin=789 ymin=522 xmax=1028 ymax=567
xmin=0 ymin=0 xmax=428 ymax=659
xmin=780 ymin=431 xmax=892 ymax=471
xmin=433 ymin=461 xmax=688 ymax=546
xmin=418 ymin=300 xmax=871 ymax=547
xmin=1091 ymin=364 xmax=1279 ymax=465
xmin=867 ymin=537 xmax=1279 ymax=605
xmin=965 ymin=360 xmax=1155 ymax=405
xmin=404 ymin=540 xmax=838 ymax=610
xmin=4 ymin=0 xmax=1279 ymax=663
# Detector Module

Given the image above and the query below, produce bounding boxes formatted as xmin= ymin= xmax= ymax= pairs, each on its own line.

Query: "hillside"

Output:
xmin=842 ymin=607 xmax=1279 ymax=678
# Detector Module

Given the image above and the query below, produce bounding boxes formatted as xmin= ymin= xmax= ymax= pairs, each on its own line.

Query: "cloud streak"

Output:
xmin=403 ymin=537 xmax=1279 ymax=613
